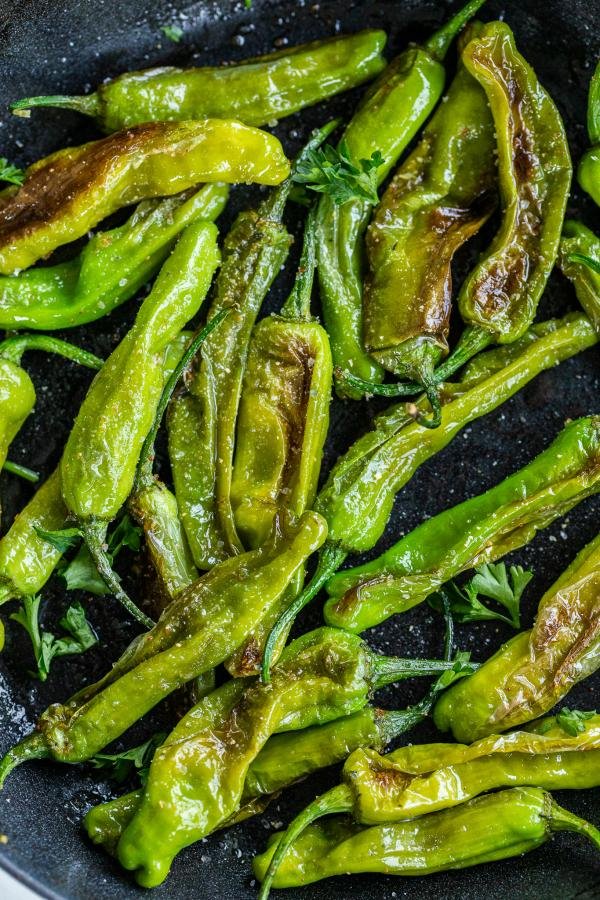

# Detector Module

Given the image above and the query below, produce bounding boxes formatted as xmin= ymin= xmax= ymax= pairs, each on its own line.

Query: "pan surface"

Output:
xmin=0 ymin=1 xmax=598 ymax=898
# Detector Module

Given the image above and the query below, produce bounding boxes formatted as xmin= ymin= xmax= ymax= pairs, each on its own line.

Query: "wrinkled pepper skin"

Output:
xmin=0 ymin=121 xmax=288 ymax=274
xmin=15 ymin=33 xmax=386 ymax=131
xmin=0 ymin=359 xmax=36 ymax=475
xmin=325 ymin=415 xmax=600 ymax=632
xmin=456 ymin=22 xmax=571 ymax=347
xmin=364 ymin=41 xmax=496 ymax=384
xmin=0 ymin=511 xmax=326 ymax=784
xmin=578 ymin=60 xmax=600 ymax=206
xmin=435 ymin=531 xmax=600 ymax=742
xmin=559 ymin=220 xmax=600 ymax=331
xmin=317 ymin=0 xmax=487 ymax=396
xmin=253 ymin=788 xmax=600 ymax=890
xmin=0 ymin=183 xmax=228 ymax=331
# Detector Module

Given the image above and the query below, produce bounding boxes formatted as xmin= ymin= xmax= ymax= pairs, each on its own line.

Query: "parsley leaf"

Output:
xmin=160 ymin=24 xmax=183 ymax=43
xmin=0 ymin=157 xmax=25 ymax=186
xmin=539 ymin=708 xmax=597 ymax=737
xmin=429 ymin=562 xmax=533 ymax=629
xmin=292 ymin=140 xmax=384 ymax=206
xmin=34 ymin=526 xmax=82 ymax=554
xmin=90 ymin=732 xmax=166 ymax=784
xmin=10 ymin=596 xmax=97 ymax=681
xmin=55 ymin=514 xmax=141 ymax=595
xmin=569 ymin=252 xmax=600 ymax=275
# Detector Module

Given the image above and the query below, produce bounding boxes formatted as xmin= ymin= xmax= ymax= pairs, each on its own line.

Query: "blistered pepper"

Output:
xmin=315 ymin=0 xmax=487 ymax=397
xmin=577 ymin=60 xmax=600 ymax=206
xmin=0 ymin=121 xmax=288 ymax=274
xmin=434 ymin=531 xmax=600 ymax=742
xmin=559 ymin=220 xmax=600 ymax=332
xmin=0 ymin=183 xmax=228 ymax=330
xmin=254 ymin=788 xmax=600 ymax=893
xmin=261 ymin=312 xmax=597 ymax=677
xmin=325 ymin=415 xmax=600 ymax=632
xmin=11 ymin=33 xmax=386 ymax=131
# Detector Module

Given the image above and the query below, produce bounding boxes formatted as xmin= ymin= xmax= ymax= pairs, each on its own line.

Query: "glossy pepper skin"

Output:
xmin=578 ymin=60 xmax=600 ymax=206
xmin=115 ymin=625 xmax=460 ymax=887
xmin=0 ymin=183 xmax=228 ymax=331
xmin=12 ymin=33 xmax=386 ymax=131
xmin=254 ymin=788 xmax=600 ymax=891
xmin=316 ymin=0 xmax=487 ymax=397
xmin=0 ymin=120 xmax=288 ymax=274
xmin=435 ymin=531 xmax=600 ymax=742
xmin=559 ymin=220 xmax=600 ymax=332
xmin=325 ymin=414 xmax=600 ymax=632
xmin=364 ymin=30 xmax=496 ymax=402
xmin=0 ymin=360 xmax=35 ymax=479
xmin=0 ymin=510 xmax=326 ymax=786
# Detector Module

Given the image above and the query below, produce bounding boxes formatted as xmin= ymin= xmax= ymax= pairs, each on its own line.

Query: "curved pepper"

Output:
xmin=0 ymin=183 xmax=228 ymax=331
xmin=325 ymin=415 xmax=600 ymax=632
xmin=559 ymin=220 xmax=600 ymax=331
xmin=434 ymin=531 xmax=600 ymax=741
xmin=316 ymin=0 xmax=487 ymax=397
xmin=11 ymin=33 xmax=387 ymax=131
xmin=254 ymin=788 xmax=600 ymax=893
xmin=0 ymin=120 xmax=288 ymax=274
xmin=577 ymin=60 xmax=600 ymax=206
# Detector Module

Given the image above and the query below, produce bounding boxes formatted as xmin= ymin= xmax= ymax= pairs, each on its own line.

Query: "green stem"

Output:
xmin=0 ymin=335 xmax=103 ymax=370
xmin=135 ymin=308 xmax=229 ymax=490
xmin=424 ymin=0 xmax=488 ymax=62
xmin=547 ymin=798 xmax=600 ymax=849
xmin=83 ymin=521 xmax=155 ymax=629
xmin=412 ymin=372 xmax=442 ymax=429
xmin=257 ymin=783 xmax=353 ymax=900
xmin=0 ymin=733 xmax=49 ymax=789
xmin=261 ymin=543 xmax=347 ymax=684
xmin=10 ymin=93 xmax=101 ymax=119
xmin=2 ymin=460 xmax=39 ymax=483
xmin=280 ymin=203 xmax=318 ymax=322
xmin=432 ymin=324 xmax=493 ymax=382
xmin=371 ymin=655 xmax=458 ymax=689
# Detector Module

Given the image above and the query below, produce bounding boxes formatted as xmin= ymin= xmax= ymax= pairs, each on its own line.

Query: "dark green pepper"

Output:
xmin=11 ymin=33 xmax=386 ymax=131
xmin=0 ymin=121 xmax=288 ymax=274
xmin=577 ymin=60 xmax=600 ymax=206
xmin=559 ymin=219 xmax=600 ymax=331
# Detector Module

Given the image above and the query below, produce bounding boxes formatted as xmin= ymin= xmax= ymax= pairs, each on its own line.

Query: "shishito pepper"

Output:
xmin=578 ymin=60 xmax=600 ymax=206
xmin=114 ymin=626 xmax=465 ymax=887
xmin=559 ymin=220 xmax=600 ymax=332
xmin=11 ymin=32 xmax=387 ymax=131
xmin=0 ymin=183 xmax=228 ymax=331
xmin=325 ymin=415 xmax=600 ymax=633
xmin=315 ymin=0 xmax=487 ymax=397
xmin=254 ymin=788 xmax=600 ymax=893
xmin=258 ymin=714 xmax=600 ymax=895
xmin=0 ymin=510 xmax=327 ymax=786
xmin=361 ymin=27 xmax=496 ymax=424
xmin=261 ymin=312 xmax=597 ymax=678
xmin=434 ymin=531 xmax=600 ymax=742
xmin=0 ymin=120 xmax=288 ymax=274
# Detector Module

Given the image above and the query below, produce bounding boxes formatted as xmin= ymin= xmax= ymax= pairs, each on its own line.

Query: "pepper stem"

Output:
xmin=135 ymin=308 xmax=229 ymax=491
xmin=0 ymin=732 xmax=49 ymax=789
xmin=424 ymin=0 xmax=488 ymax=62
xmin=0 ymin=335 xmax=103 ymax=370
xmin=261 ymin=543 xmax=347 ymax=684
xmin=410 ymin=371 xmax=442 ymax=429
xmin=280 ymin=203 xmax=318 ymax=322
xmin=547 ymin=797 xmax=600 ymax=849
xmin=83 ymin=521 xmax=155 ymax=629
xmin=2 ymin=460 xmax=39 ymax=483
xmin=371 ymin=655 xmax=458 ymax=689
xmin=432 ymin=325 xmax=493 ymax=382
xmin=10 ymin=93 xmax=101 ymax=119
xmin=257 ymin=783 xmax=353 ymax=900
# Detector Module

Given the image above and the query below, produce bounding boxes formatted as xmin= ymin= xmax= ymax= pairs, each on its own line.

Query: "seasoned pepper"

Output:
xmin=315 ymin=0 xmax=488 ymax=397
xmin=559 ymin=220 xmax=600 ymax=331
xmin=435 ymin=531 xmax=600 ymax=741
xmin=113 ymin=626 xmax=464 ymax=887
xmin=0 ymin=510 xmax=327 ymax=786
xmin=0 ymin=183 xmax=228 ymax=330
xmin=11 ymin=32 xmax=387 ymax=131
xmin=325 ymin=415 xmax=600 ymax=632
xmin=0 ymin=120 xmax=288 ymax=274
xmin=362 ymin=31 xmax=496 ymax=424
xmin=578 ymin=60 xmax=600 ymax=206
xmin=254 ymin=788 xmax=600 ymax=893
xmin=261 ymin=312 xmax=597 ymax=678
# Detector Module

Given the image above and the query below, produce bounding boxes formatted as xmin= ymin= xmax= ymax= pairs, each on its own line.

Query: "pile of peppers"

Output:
xmin=0 ymin=2 xmax=598 ymax=897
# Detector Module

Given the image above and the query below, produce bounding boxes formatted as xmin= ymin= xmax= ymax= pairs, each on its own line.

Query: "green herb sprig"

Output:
xmin=160 ymin=24 xmax=183 ymax=43
xmin=293 ymin=139 xmax=384 ymax=206
xmin=429 ymin=562 xmax=533 ymax=629
xmin=0 ymin=157 xmax=25 ymax=186
xmin=90 ymin=732 xmax=166 ymax=784
xmin=539 ymin=708 xmax=597 ymax=737
xmin=10 ymin=596 xmax=97 ymax=681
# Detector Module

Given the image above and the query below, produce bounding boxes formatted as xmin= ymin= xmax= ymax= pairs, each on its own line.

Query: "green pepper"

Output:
xmin=0 ymin=183 xmax=228 ymax=331
xmin=434 ymin=531 xmax=600 ymax=742
xmin=11 ymin=33 xmax=387 ymax=131
xmin=0 ymin=510 xmax=326 ymax=787
xmin=0 ymin=121 xmax=288 ymax=275
xmin=254 ymin=788 xmax=600 ymax=893
xmin=315 ymin=0 xmax=487 ymax=398
xmin=577 ymin=60 xmax=600 ymax=206
xmin=559 ymin=220 xmax=600 ymax=331
xmin=325 ymin=415 xmax=600 ymax=632
xmin=361 ymin=28 xmax=496 ymax=424
xmin=261 ymin=312 xmax=597 ymax=677
xmin=114 ymin=625 xmax=464 ymax=887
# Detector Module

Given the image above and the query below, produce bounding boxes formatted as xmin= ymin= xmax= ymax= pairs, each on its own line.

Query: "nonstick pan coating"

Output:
xmin=0 ymin=1 xmax=598 ymax=898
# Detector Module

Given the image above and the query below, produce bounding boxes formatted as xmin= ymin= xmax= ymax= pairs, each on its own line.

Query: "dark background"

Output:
xmin=0 ymin=1 xmax=599 ymax=898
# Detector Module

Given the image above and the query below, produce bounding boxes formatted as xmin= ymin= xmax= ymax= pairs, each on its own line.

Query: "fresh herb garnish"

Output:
xmin=160 ymin=24 xmax=184 ymax=43
xmin=244 ymin=0 xmax=252 ymax=8
xmin=90 ymin=732 xmax=166 ymax=784
xmin=10 ymin=596 xmax=97 ymax=681
xmin=34 ymin=526 xmax=83 ymax=554
xmin=429 ymin=562 xmax=533 ymax=629
xmin=539 ymin=708 xmax=596 ymax=737
xmin=292 ymin=139 xmax=384 ymax=206
xmin=569 ymin=252 xmax=600 ymax=275
xmin=0 ymin=157 xmax=25 ymax=186
xmin=60 ymin=514 xmax=141 ymax=595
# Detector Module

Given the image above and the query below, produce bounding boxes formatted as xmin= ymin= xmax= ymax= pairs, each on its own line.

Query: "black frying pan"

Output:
xmin=0 ymin=1 xmax=599 ymax=898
